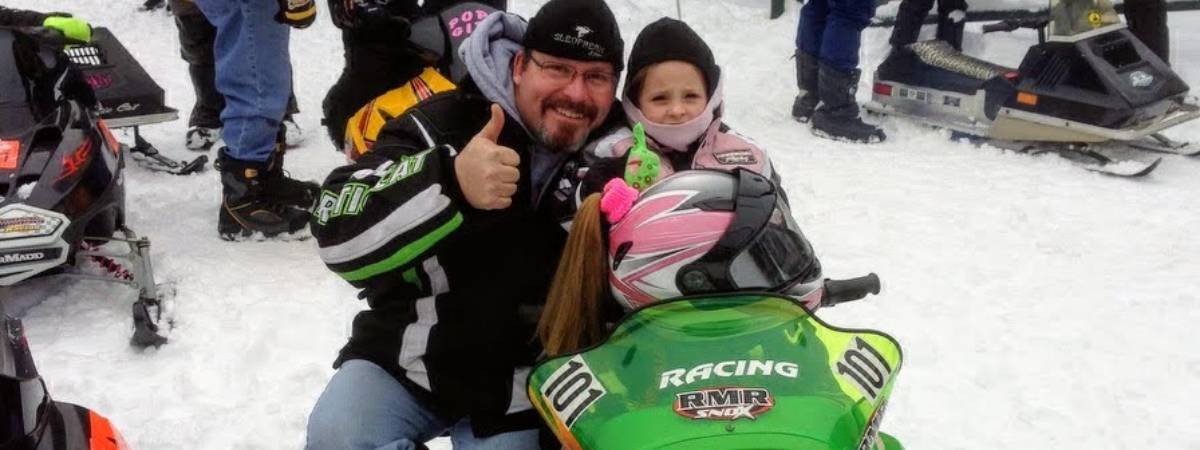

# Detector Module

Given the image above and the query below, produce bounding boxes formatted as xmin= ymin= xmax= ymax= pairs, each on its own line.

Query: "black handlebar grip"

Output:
xmin=981 ymin=22 xmax=1012 ymax=33
xmin=821 ymin=273 xmax=882 ymax=306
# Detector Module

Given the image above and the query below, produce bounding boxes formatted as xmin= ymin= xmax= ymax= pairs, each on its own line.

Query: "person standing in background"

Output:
xmin=1125 ymin=0 xmax=1169 ymax=64
xmin=169 ymin=0 xmax=305 ymax=153
xmin=191 ymin=0 xmax=320 ymax=240
xmin=322 ymin=0 xmax=507 ymax=152
xmin=791 ymin=0 xmax=887 ymax=143
xmin=889 ymin=0 xmax=968 ymax=51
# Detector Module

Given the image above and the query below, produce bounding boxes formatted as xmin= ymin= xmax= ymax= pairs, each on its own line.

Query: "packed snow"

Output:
xmin=3 ymin=0 xmax=1199 ymax=448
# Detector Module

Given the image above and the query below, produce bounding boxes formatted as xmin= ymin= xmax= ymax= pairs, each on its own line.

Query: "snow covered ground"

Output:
xmin=3 ymin=0 xmax=1199 ymax=448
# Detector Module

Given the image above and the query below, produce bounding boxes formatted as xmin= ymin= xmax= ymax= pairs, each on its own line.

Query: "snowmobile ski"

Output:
xmin=976 ymin=137 xmax=1163 ymax=178
xmin=126 ymin=127 xmax=208 ymax=175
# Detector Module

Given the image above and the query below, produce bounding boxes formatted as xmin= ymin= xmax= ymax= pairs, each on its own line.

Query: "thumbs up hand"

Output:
xmin=455 ymin=104 xmax=521 ymax=210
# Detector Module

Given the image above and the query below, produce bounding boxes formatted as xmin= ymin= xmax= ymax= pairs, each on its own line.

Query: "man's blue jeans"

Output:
xmin=796 ymin=0 xmax=876 ymax=73
xmin=305 ymin=360 xmax=540 ymax=450
xmin=192 ymin=0 xmax=291 ymax=162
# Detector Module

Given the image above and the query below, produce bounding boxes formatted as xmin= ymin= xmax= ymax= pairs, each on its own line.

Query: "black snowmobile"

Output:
xmin=0 ymin=27 xmax=172 ymax=347
xmin=865 ymin=0 xmax=1199 ymax=177
xmin=1 ymin=307 xmax=130 ymax=450
xmin=63 ymin=27 xmax=205 ymax=175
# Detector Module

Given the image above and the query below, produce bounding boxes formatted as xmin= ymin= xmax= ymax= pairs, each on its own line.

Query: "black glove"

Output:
xmin=276 ymin=0 xmax=317 ymax=29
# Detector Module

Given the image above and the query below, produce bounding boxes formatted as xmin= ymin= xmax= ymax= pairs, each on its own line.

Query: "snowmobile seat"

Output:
xmin=909 ymin=40 xmax=1014 ymax=81
xmin=877 ymin=41 xmax=1016 ymax=98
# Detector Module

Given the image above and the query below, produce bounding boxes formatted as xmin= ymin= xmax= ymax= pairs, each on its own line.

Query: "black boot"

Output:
xmin=791 ymin=50 xmax=820 ymax=123
xmin=260 ymin=143 xmax=320 ymax=209
xmin=811 ymin=65 xmax=886 ymax=144
xmin=217 ymin=151 xmax=313 ymax=241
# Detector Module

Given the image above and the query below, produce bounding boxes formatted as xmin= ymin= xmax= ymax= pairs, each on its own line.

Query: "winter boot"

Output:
xmin=791 ymin=50 xmax=820 ymax=123
xmin=811 ymin=65 xmax=886 ymax=144
xmin=261 ymin=141 xmax=320 ymax=209
xmin=216 ymin=151 xmax=313 ymax=240
xmin=185 ymin=126 xmax=221 ymax=152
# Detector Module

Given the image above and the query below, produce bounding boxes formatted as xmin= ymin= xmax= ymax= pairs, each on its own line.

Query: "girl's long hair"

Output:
xmin=539 ymin=193 xmax=611 ymax=357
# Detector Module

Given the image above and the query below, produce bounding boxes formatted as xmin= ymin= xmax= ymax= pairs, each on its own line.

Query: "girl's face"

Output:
xmin=636 ymin=61 xmax=709 ymax=125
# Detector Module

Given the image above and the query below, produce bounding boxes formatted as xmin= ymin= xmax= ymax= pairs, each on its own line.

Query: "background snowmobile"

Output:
xmin=0 ymin=27 xmax=172 ymax=347
xmin=865 ymin=0 xmax=1200 ymax=177
xmin=1 ymin=305 xmax=130 ymax=450
xmin=529 ymin=276 xmax=902 ymax=450
xmin=64 ymin=27 xmax=205 ymax=175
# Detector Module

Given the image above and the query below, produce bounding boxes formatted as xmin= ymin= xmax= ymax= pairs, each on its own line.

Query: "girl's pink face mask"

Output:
xmin=623 ymin=72 xmax=724 ymax=153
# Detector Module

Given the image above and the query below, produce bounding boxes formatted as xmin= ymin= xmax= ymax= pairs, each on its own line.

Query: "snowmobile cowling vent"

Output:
xmin=63 ymin=45 xmax=108 ymax=68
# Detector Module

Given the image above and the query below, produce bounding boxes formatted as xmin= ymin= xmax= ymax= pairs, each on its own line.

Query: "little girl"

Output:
xmin=578 ymin=17 xmax=779 ymax=196
xmin=538 ymin=19 xmax=819 ymax=356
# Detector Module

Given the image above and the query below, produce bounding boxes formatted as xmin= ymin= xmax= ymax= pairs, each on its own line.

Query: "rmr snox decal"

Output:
xmin=836 ymin=337 xmax=894 ymax=404
xmin=674 ymin=387 xmax=774 ymax=420
xmin=540 ymin=355 xmax=607 ymax=428
xmin=856 ymin=402 xmax=888 ymax=450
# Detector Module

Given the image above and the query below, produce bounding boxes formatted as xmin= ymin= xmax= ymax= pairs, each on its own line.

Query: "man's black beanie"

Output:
xmin=624 ymin=17 xmax=721 ymax=99
xmin=522 ymin=0 xmax=625 ymax=73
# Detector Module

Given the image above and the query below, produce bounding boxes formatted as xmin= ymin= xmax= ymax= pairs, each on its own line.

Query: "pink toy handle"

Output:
xmin=600 ymin=178 xmax=639 ymax=224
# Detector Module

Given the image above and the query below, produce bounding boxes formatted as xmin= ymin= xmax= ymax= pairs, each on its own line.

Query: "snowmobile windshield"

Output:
xmin=0 ymin=376 xmax=48 ymax=448
xmin=1048 ymin=0 xmax=1120 ymax=38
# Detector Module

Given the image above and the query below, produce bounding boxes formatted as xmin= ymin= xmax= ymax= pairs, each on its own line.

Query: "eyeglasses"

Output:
xmin=527 ymin=55 xmax=616 ymax=90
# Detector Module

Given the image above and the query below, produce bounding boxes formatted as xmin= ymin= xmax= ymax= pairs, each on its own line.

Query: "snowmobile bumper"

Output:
xmin=0 ymin=205 xmax=71 ymax=286
xmin=991 ymin=98 xmax=1200 ymax=144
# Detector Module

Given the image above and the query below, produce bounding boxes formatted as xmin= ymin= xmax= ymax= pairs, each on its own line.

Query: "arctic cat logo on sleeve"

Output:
xmin=659 ymin=360 xmax=799 ymax=389
xmin=674 ymin=387 xmax=774 ymax=420
xmin=540 ymin=355 xmax=607 ymax=428
xmin=371 ymin=148 xmax=434 ymax=191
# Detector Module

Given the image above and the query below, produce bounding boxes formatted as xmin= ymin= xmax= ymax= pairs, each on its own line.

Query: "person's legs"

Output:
xmin=812 ymin=0 xmax=885 ymax=143
xmin=175 ymin=11 xmax=225 ymax=151
xmin=448 ymin=419 xmax=540 ymax=450
xmin=793 ymin=0 xmax=829 ymax=122
xmin=175 ymin=12 xmax=224 ymax=129
xmin=1124 ymin=0 xmax=1169 ymax=64
xmin=797 ymin=0 xmax=829 ymax=58
xmin=195 ymin=0 xmax=291 ymax=163
xmin=307 ymin=360 xmax=449 ymax=450
xmin=889 ymin=0 xmax=935 ymax=48
xmin=935 ymin=0 xmax=967 ymax=50
xmin=193 ymin=0 xmax=314 ymax=239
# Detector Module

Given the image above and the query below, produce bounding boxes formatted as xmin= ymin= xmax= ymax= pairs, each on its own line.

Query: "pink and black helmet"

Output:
xmin=607 ymin=169 xmax=823 ymax=310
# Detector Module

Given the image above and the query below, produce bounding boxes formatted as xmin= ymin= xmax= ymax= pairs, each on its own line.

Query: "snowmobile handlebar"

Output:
xmin=820 ymin=273 xmax=881 ymax=307
xmin=981 ymin=17 xmax=1049 ymax=34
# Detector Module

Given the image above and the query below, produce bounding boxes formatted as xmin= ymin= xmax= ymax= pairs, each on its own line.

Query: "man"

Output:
xmin=168 ymin=0 xmax=304 ymax=153
xmin=305 ymin=0 xmax=625 ymax=448
xmin=0 ymin=7 xmax=92 ymax=42
xmin=1125 ymin=0 xmax=1169 ymax=64
xmin=190 ymin=0 xmax=319 ymax=240
xmin=889 ymin=0 xmax=967 ymax=51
